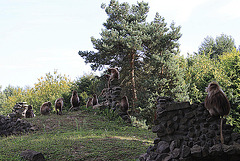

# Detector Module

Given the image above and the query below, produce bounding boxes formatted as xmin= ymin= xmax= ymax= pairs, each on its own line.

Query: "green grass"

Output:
xmin=0 ymin=107 xmax=155 ymax=160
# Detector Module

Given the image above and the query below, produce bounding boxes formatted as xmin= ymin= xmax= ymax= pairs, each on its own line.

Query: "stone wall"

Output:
xmin=8 ymin=102 xmax=28 ymax=120
xmin=98 ymin=78 xmax=131 ymax=123
xmin=0 ymin=115 xmax=35 ymax=137
xmin=140 ymin=97 xmax=240 ymax=161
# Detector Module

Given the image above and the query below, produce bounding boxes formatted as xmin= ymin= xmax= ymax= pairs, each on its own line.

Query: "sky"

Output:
xmin=0 ymin=0 xmax=240 ymax=90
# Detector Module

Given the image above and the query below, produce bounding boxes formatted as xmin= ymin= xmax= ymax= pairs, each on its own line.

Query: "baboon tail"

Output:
xmin=220 ymin=117 xmax=224 ymax=144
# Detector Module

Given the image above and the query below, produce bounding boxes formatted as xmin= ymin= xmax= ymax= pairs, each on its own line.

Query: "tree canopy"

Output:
xmin=198 ymin=34 xmax=235 ymax=58
xmin=78 ymin=0 xmax=182 ymax=108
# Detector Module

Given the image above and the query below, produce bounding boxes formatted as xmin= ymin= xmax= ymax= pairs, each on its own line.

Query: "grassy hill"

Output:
xmin=0 ymin=107 xmax=155 ymax=160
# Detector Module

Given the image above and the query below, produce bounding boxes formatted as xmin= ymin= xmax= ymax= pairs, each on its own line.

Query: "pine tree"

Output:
xmin=78 ymin=0 xmax=183 ymax=109
xmin=79 ymin=0 xmax=149 ymax=107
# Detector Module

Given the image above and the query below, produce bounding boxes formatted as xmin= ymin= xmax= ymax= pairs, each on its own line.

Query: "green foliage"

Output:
xmin=100 ymin=108 xmax=124 ymax=124
xmin=198 ymin=34 xmax=236 ymax=58
xmin=78 ymin=0 xmax=184 ymax=126
xmin=218 ymin=49 xmax=240 ymax=131
xmin=0 ymin=71 xmax=72 ymax=115
xmin=30 ymin=70 xmax=72 ymax=109
xmin=138 ymin=54 xmax=189 ymax=125
xmin=185 ymin=48 xmax=240 ymax=131
xmin=79 ymin=0 xmax=150 ymax=70
xmin=79 ymin=0 xmax=152 ymax=105
xmin=185 ymin=53 xmax=229 ymax=103
xmin=0 ymin=86 xmax=26 ymax=115
xmin=65 ymin=74 xmax=102 ymax=107
xmin=0 ymin=86 xmax=6 ymax=108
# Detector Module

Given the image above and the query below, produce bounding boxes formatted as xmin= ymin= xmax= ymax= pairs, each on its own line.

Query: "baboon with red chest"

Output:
xmin=204 ymin=81 xmax=230 ymax=144
xmin=40 ymin=101 xmax=52 ymax=115
xmin=86 ymin=97 xmax=93 ymax=108
xmin=92 ymin=94 xmax=98 ymax=106
xmin=25 ymin=105 xmax=35 ymax=118
xmin=55 ymin=98 xmax=64 ymax=115
xmin=70 ymin=90 xmax=80 ymax=111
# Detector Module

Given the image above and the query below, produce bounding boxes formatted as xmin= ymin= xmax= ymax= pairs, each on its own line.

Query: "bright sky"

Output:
xmin=0 ymin=0 xmax=240 ymax=90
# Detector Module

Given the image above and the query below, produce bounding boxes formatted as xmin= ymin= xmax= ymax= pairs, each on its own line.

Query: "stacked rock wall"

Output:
xmin=8 ymin=102 xmax=28 ymax=120
xmin=0 ymin=115 xmax=35 ymax=137
xmin=140 ymin=97 xmax=240 ymax=161
xmin=99 ymin=81 xmax=122 ymax=110
xmin=98 ymin=79 xmax=131 ymax=123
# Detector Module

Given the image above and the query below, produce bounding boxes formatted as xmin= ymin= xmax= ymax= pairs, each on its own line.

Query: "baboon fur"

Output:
xmin=205 ymin=81 xmax=230 ymax=144
xmin=25 ymin=105 xmax=34 ymax=118
xmin=55 ymin=98 xmax=64 ymax=115
xmin=71 ymin=90 xmax=80 ymax=108
xmin=92 ymin=94 xmax=98 ymax=106
xmin=120 ymin=96 xmax=129 ymax=113
xmin=86 ymin=97 xmax=93 ymax=108
xmin=40 ymin=101 xmax=52 ymax=115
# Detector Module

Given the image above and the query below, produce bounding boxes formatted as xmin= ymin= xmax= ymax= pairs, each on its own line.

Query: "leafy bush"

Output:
xmin=218 ymin=49 xmax=240 ymax=131
xmin=0 ymin=70 xmax=72 ymax=115
xmin=68 ymin=74 xmax=102 ymax=107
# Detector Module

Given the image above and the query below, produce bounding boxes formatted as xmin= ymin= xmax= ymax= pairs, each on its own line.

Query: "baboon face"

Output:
xmin=55 ymin=98 xmax=63 ymax=107
xmin=206 ymin=81 xmax=221 ymax=94
xmin=73 ymin=90 xmax=78 ymax=95
xmin=48 ymin=102 xmax=52 ymax=107
xmin=28 ymin=105 xmax=32 ymax=110
xmin=108 ymin=68 xmax=119 ymax=80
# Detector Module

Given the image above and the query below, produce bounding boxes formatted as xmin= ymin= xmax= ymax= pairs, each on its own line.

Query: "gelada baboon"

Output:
xmin=106 ymin=68 xmax=120 ymax=88
xmin=120 ymin=96 xmax=129 ymax=113
xmin=108 ymin=68 xmax=120 ymax=81
xmin=92 ymin=94 xmax=98 ymax=106
xmin=204 ymin=81 xmax=230 ymax=144
xmin=25 ymin=105 xmax=35 ymax=118
xmin=86 ymin=97 xmax=93 ymax=108
xmin=69 ymin=90 xmax=80 ymax=111
xmin=55 ymin=98 xmax=64 ymax=115
xmin=104 ymin=74 xmax=111 ymax=88
xmin=40 ymin=101 xmax=52 ymax=115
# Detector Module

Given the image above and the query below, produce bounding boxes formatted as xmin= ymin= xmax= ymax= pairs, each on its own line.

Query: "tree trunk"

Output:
xmin=130 ymin=52 xmax=137 ymax=108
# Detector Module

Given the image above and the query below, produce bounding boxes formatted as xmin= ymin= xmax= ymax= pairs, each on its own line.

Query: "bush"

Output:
xmin=0 ymin=70 xmax=72 ymax=115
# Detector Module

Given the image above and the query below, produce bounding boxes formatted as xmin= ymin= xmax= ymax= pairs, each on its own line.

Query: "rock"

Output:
xmin=190 ymin=145 xmax=202 ymax=157
xmin=152 ymin=124 xmax=165 ymax=133
xmin=0 ymin=117 xmax=34 ymax=137
xmin=181 ymin=145 xmax=191 ymax=158
xmin=201 ymin=146 xmax=209 ymax=157
xmin=155 ymin=153 xmax=169 ymax=161
xmin=140 ymin=98 xmax=240 ymax=161
xmin=171 ymin=148 xmax=180 ymax=158
xmin=139 ymin=153 xmax=149 ymax=161
xmin=209 ymin=144 xmax=223 ymax=156
xmin=156 ymin=141 xmax=170 ymax=154
xmin=170 ymin=140 xmax=180 ymax=151
xmin=20 ymin=149 xmax=45 ymax=161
